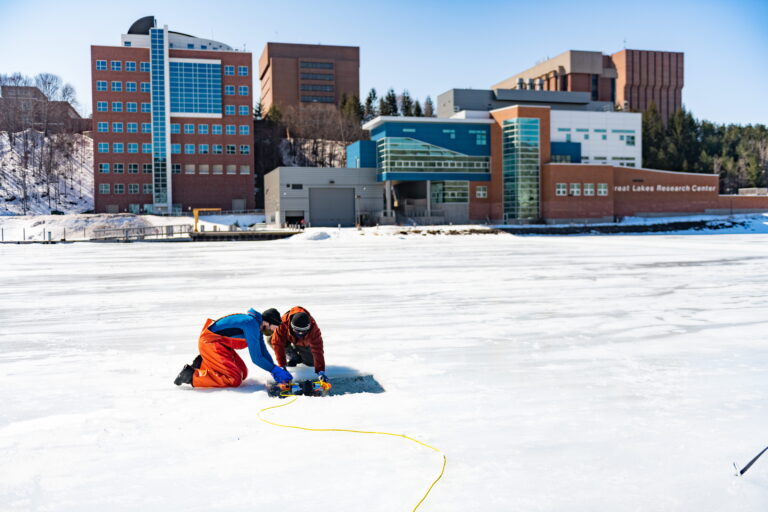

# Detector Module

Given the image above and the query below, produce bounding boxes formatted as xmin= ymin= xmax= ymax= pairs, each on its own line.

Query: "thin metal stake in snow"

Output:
xmin=734 ymin=446 xmax=768 ymax=476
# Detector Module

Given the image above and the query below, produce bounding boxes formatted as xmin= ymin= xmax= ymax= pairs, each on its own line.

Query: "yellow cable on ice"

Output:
xmin=258 ymin=396 xmax=446 ymax=511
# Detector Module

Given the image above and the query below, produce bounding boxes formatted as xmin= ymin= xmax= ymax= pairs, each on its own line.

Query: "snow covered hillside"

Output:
xmin=0 ymin=130 xmax=93 ymax=216
xmin=2 ymin=231 xmax=768 ymax=511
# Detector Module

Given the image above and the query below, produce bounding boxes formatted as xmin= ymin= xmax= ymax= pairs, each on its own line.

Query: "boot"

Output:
xmin=174 ymin=364 xmax=195 ymax=386
xmin=192 ymin=355 xmax=203 ymax=369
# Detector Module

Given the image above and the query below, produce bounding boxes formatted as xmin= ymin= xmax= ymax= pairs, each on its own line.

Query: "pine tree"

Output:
xmin=642 ymin=102 xmax=665 ymax=169
xmin=423 ymin=96 xmax=435 ymax=117
xmin=364 ymin=88 xmax=378 ymax=121
xmin=380 ymin=88 xmax=399 ymax=116
xmin=400 ymin=90 xmax=414 ymax=116
xmin=413 ymin=100 xmax=423 ymax=117
xmin=266 ymin=104 xmax=282 ymax=124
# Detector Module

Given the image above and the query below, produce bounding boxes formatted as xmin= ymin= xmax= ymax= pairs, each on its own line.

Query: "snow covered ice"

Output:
xmin=2 ymin=228 xmax=768 ymax=511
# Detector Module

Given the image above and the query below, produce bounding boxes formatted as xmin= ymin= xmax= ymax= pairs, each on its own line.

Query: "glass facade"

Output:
xmin=150 ymin=27 xmax=170 ymax=208
xmin=169 ymin=61 xmax=222 ymax=114
xmin=502 ymin=118 xmax=540 ymax=221
xmin=376 ymin=137 xmax=490 ymax=181
xmin=431 ymin=181 xmax=469 ymax=203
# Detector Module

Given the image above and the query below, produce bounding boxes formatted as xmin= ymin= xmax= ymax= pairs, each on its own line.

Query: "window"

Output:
xmin=469 ymin=129 xmax=487 ymax=146
xmin=113 ymin=163 xmax=124 ymax=174
xmin=142 ymin=143 xmax=152 ymax=153
xmin=114 ymin=184 xmax=124 ymax=194
xmin=128 ymin=164 xmax=139 ymax=174
xmin=441 ymin=129 xmax=456 ymax=140
xmin=602 ymin=134 xmax=607 ymax=140
xmin=97 ymin=122 xmax=108 ymax=133
xmin=98 ymin=142 xmax=109 ymax=153
xmin=96 ymin=60 xmax=107 ymax=70
xmin=584 ymin=134 xmax=589 ymax=140
xmin=225 ymin=105 xmax=235 ymax=115
xmin=172 ymin=163 xmax=181 ymax=174
xmin=99 ymin=163 xmax=110 ymax=173
xmin=226 ymin=125 xmax=236 ymax=135
xmin=226 ymin=144 xmax=236 ymax=154
xmin=128 ymin=184 xmax=139 ymax=194
xmin=565 ymin=133 xmax=571 ymax=142
xmin=111 ymin=61 xmax=122 ymax=71
xmin=97 ymin=101 xmax=108 ymax=112
xmin=569 ymin=183 xmax=581 ymax=196
xmin=224 ymin=85 xmax=235 ymax=96
xmin=128 ymin=143 xmax=138 ymax=154
xmin=112 ymin=122 xmax=123 ymax=133
xmin=300 ymin=73 xmax=333 ymax=81
xmin=126 ymin=102 xmax=137 ymax=112
xmin=238 ymin=86 xmax=248 ymax=96
xmin=111 ymin=81 xmax=122 ymax=92
xmin=143 ymin=164 xmax=152 ymax=174
xmin=300 ymin=61 xmax=334 ymax=69
xmin=597 ymin=183 xmax=609 ymax=196
xmin=125 ymin=61 xmax=136 ymax=72
xmin=239 ymin=145 xmax=250 ymax=154
xmin=185 ymin=164 xmax=195 ymax=174
xmin=224 ymin=65 xmax=235 ymax=76
xmin=127 ymin=122 xmax=138 ymax=133
xmin=212 ymin=125 xmax=222 ymax=135
xmin=126 ymin=82 xmax=137 ymax=92
xmin=476 ymin=186 xmax=488 ymax=198
xmin=584 ymin=183 xmax=595 ymax=196
xmin=239 ymin=165 xmax=250 ymax=175
xmin=171 ymin=144 xmax=181 ymax=154
xmin=99 ymin=183 xmax=110 ymax=194
xmin=113 ymin=143 xmax=124 ymax=154
xmin=300 ymin=84 xmax=334 ymax=92
xmin=141 ymin=103 xmax=151 ymax=113
xmin=213 ymin=164 xmax=223 ymax=175
xmin=141 ymin=82 xmax=150 ymax=92
xmin=237 ymin=66 xmax=249 ymax=76
xmin=239 ymin=105 xmax=250 ymax=116
xmin=96 ymin=80 xmax=107 ymax=91
xmin=143 ymin=183 xmax=153 ymax=193
xmin=199 ymin=165 xmax=209 ymax=175
xmin=213 ymin=144 xmax=223 ymax=154
xmin=185 ymin=144 xmax=195 ymax=154
xmin=300 ymin=95 xmax=335 ymax=103
xmin=171 ymin=123 xmax=180 ymax=134
xmin=184 ymin=124 xmax=195 ymax=134
xmin=555 ymin=183 xmax=567 ymax=196
xmin=620 ymin=135 xmax=625 ymax=141
xmin=111 ymin=102 xmax=122 ymax=112
xmin=140 ymin=61 xmax=150 ymax=72
xmin=198 ymin=124 xmax=208 ymax=134
xmin=239 ymin=125 xmax=249 ymax=135
xmin=626 ymin=135 xmax=636 ymax=146
xmin=227 ymin=165 xmax=237 ymax=175
xmin=199 ymin=144 xmax=209 ymax=154
xmin=142 ymin=123 xmax=151 ymax=133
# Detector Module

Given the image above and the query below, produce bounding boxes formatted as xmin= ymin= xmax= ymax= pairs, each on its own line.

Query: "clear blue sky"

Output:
xmin=1 ymin=0 xmax=765 ymax=125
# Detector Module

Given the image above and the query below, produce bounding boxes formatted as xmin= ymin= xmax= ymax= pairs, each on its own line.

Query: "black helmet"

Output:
xmin=290 ymin=312 xmax=311 ymax=336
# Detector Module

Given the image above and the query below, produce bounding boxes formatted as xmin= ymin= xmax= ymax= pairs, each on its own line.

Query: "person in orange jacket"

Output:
xmin=269 ymin=306 xmax=328 ymax=383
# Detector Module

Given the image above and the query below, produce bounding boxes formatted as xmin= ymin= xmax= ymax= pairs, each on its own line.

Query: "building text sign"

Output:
xmin=614 ymin=184 xmax=717 ymax=193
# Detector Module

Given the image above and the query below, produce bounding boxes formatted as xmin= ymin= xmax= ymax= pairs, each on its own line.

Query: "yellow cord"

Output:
xmin=258 ymin=397 xmax=446 ymax=511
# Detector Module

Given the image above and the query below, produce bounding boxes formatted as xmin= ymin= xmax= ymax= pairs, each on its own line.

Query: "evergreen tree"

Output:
xmin=364 ymin=88 xmax=378 ymax=121
xmin=413 ymin=100 xmax=423 ymax=117
xmin=665 ymin=107 xmax=699 ymax=171
xmin=400 ymin=90 xmax=414 ymax=116
xmin=265 ymin=103 xmax=282 ymax=124
xmin=423 ymin=96 xmax=435 ymax=117
xmin=341 ymin=94 xmax=363 ymax=123
xmin=254 ymin=101 xmax=262 ymax=120
xmin=380 ymin=88 xmax=399 ymax=116
xmin=642 ymin=102 xmax=665 ymax=169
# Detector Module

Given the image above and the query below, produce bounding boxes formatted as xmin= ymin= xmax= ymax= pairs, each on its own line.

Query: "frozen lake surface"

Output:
xmin=2 ymin=230 xmax=768 ymax=511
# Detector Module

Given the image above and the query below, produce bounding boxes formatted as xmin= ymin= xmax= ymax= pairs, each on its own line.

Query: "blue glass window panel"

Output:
xmin=168 ymin=61 xmax=222 ymax=114
xmin=112 ymin=122 xmax=123 ymax=133
xmin=111 ymin=102 xmax=122 ymax=112
xmin=97 ymin=122 xmax=108 ymax=132
xmin=239 ymin=145 xmax=250 ymax=154
xmin=141 ymin=82 xmax=150 ymax=92
xmin=96 ymin=60 xmax=107 ymax=70
xmin=142 ymin=123 xmax=151 ymax=133
xmin=226 ymin=125 xmax=236 ymax=135
xmin=99 ymin=163 xmax=109 ymax=173
xmin=171 ymin=144 xmax=181 ymax=154
xmin=96 ymin=81 xmax=107 ymax=91
xmin=97 ymin=101 xmax=108 ymax=112
xmin=198 ymin=124 xmax=208 ymax=134
xmin=126 ymin=82 xmax=137 ymax=92
xmin=127 ymin=123 xmax=138 ymax=133
xmin=142 ymin=103 xmax=151 ymax=112
xmin=224 ymin=65 xmax=234 ymax=76
xmin=184 ymin=124 xmax=194 ymax=134
xmin=184 ymin=144 xmax=195 ymax=154
xmin=128 ymin=143 xmax=139 ymax=153
xmin=111 ymin=61 xmax=122 ymax=71
xmin=212 ymin=125 xmax=222 ymax=134
xmin=171 ymin=124 xmax=180 ymax=134
xmin=126 ymin=102 xmax=137 ymax=112
xmin=142 ymin=143 xmax=152 ymax=153
xmin=238 ymin=86 xmax=248 ymax=96
xmin=199 ymin=144 xmax=209 ymax=154
xmin=98 ymin=143 xmax=109 ymax=153
xmin=239 ymin=105 xmax=249 ymax=116
xmin=225 ymin=105 xmax=235 ymax=115
xmin=111 ymin=81 xmax=122 ymax=91
xmin=238 ymin=66 xmax=248 ymax=76
xmin=126 ymin=61 xmax=136 ymax=72
xmin=213 ymin=144 xmax=222 ymax=154
xmin=224 ymin=85 xmax=235 ymax=96
xmin=113 ymin=143 xmax=124 ymax=153
xmin=140 ymin=62 xmax=150 ymax=72
xmin=239 ymin=125 xmax=249 ymax=135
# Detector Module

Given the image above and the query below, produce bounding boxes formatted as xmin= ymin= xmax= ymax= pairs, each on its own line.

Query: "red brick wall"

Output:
xmin=541 ymin=164 xmax=615 ymax=220
xmin=611 ymin=49 xmax=683 ymax=122
xmin=613 ymin=167 xmax=716 ymax=216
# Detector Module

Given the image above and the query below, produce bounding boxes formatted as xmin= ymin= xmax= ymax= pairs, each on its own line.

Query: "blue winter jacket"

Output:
xmin=208 ymin=309 xmax=277 ymax=372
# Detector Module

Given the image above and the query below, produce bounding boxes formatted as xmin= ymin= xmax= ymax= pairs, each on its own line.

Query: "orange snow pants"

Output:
xmin=191 ymin=319 xmax=249 ymax=388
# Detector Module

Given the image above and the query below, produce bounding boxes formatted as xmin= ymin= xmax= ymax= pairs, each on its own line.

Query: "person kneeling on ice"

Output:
xmin=270 ymin=306 xmax=328 ymax=383
xmin=174 ymin=308 xmax=293 ymax=388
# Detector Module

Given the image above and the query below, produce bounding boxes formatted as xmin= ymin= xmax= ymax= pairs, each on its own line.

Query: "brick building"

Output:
xmin=258 ymin=42 xmax=359 ymax=113
xmin=91 ymin=16 xmax=255 ymax=214
xmin=492 ymin=49 xmax=684 ymax=122
xmin=0 ymin=85 xmax=90 ymax=134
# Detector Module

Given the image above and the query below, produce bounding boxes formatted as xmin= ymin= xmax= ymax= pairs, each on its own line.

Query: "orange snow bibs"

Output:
xmin=191 ymin=319 xmax=249 ymax=388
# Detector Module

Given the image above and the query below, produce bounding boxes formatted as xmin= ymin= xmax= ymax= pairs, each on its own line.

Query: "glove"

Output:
xmin=316 ymin=371 xmax=328 ymax=383
xmin=271 ymin=366 xmax=293 ymax=384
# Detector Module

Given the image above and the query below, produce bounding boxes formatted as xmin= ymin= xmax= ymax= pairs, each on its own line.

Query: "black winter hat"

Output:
xmin=262 ymin=308 xmax=282 ymax=326
xmin=290 ymin=312 xmax=311 ymax=333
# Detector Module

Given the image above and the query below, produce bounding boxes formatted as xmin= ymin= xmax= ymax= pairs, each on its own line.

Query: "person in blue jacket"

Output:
xmin=174 ymin=308 xmax=294 ymax=388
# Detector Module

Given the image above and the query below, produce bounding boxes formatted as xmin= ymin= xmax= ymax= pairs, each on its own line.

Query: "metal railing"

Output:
xmin=91 ymin=224 xmax=192 ymax=241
